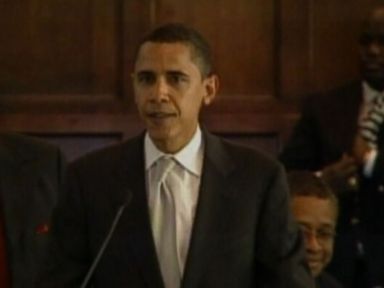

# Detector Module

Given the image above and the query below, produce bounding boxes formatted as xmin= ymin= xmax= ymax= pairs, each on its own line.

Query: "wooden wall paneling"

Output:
xmin=310 ymin=1 xmax=361 ymax=92
xmin=279 ymin=0 xmax=311 ymax=100
xmin=122 ymin=0 xmax=153 ymax=111
xmin=0 ymin=0 xmax=121 ymax=112
xmin=91 ymin=0 xmax=119 ymax=95
xmin=0 ymin=0 xmax=93 ymax=93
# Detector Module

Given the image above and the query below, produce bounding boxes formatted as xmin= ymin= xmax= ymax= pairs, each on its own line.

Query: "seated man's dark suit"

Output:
xmin=38 ymin=130 xmax=314 ymax=287
xmin=280 ymin=82 xmax=384 ymax=287
xmin=0 ymin=133 xmax=65 ymax=287
xmin=316 ymin=272 xmax=343 ymax=288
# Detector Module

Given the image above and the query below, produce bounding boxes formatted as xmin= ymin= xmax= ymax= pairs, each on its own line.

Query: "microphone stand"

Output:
xmin=80 ymin=194 xmax=131 ymax=288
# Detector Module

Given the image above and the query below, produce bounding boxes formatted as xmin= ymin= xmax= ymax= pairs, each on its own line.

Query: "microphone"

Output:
xmin=80 ymin=192 xmax=132 ymax=288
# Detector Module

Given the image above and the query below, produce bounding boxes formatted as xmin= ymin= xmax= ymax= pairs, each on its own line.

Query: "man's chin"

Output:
xmin=147 ymin=129 xmax=172 ymax=141
xmin=308 ymin=262 xmax=323 ymax=278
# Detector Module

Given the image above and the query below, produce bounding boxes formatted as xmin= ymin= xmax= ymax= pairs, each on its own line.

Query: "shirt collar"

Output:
xmin=144 ymin=126 xmax=203 ymax=176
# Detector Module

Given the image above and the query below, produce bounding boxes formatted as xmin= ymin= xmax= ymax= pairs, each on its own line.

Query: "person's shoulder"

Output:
xmin=70 ymin=133 xmax=143 ymax=169
xmin=316 ymin=272 xmax=344 ymax=288
xmin=207 ymin=133 xmax=282 ymax=172
xmin=0 ymin=132 xmax=59 ymax=156
xmin=224 ymin=138 xmax=276 ymax=162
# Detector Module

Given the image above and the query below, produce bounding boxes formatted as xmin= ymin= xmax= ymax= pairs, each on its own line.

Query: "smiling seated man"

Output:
xmin=288 ymin=171 xmax=343 ymax=288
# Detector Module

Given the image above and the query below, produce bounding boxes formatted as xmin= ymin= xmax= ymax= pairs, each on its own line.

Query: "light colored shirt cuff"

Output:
xmin=314 ymin=170 xmax=323 ymax=178
xmin=363 ymin=149 xmax=378 ymax=177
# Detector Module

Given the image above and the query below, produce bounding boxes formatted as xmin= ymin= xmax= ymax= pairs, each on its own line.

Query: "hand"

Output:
xmin=358 ymin=95 xmax=384 ymax=153
xmin=321 ymin=154 xmax=359 ymax=194
xmin=352 ymin=133 xmax=373 ymax=165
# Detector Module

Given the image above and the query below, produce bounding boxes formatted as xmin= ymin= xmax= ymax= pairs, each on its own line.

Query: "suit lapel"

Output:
xmin=182 ymin=132 xmax=235 ymax=288
xmin=112 ymin=136 xmax=164 ymax=288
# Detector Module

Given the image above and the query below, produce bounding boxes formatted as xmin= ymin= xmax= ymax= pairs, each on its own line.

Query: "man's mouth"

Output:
xmin=307 ymin=258 xmax=322 ymax=269
xmin=147 ymin=111 xmax=176 ymax=119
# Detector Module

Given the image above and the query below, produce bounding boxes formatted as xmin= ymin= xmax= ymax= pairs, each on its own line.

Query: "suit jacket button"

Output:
xmin=378 ymin=185 xmax=384 ymax=193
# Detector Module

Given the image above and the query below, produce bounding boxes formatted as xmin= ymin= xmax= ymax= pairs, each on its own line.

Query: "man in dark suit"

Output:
xmin=280 ymin=6 xmax=384 ymax=288
xmin=287 ymin=171 xmax=343 ymax=288
xmin=0 ymin=133 xmax=65 ymax=287
xmin=37 ymin=23 xmax=313 ymax=288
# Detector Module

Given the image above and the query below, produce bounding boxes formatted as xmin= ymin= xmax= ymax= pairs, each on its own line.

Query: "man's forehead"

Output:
xmin=137 ymin=42 xmax=192 ymax=60
xmin=292 ymin=196 xmax=337 ymax=216
xmin=135 ymin=42 xmax=196 ymax=69
xmin=134 ymin=43 xmax=205 ymax=80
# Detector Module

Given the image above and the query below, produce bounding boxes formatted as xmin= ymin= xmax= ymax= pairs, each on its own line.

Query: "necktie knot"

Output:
xmin=156 ymin=156 xmax=176 ymax=182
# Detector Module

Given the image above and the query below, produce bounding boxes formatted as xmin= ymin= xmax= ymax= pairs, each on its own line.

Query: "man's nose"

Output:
xmin=151 ymin=77 xmax=170 ymax=102
xmin=305 ymin=233 xmax=322 ymax=252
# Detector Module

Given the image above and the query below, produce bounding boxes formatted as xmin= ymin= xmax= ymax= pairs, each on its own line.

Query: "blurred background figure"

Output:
xmin=288 ymin=171 xmax=343 ymax=288
xmin=280 ymin=6 xmax=384 ymax=288
xmin=0 ymin=133 xmax=65 ymax=288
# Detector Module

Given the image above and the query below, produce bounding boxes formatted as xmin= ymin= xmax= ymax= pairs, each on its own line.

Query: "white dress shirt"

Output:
xmin=145 ymin=126 xmax=204 ymax=274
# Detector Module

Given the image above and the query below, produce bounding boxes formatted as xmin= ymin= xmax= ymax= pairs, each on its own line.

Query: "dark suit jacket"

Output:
xmin=37 ymin=130 xmax=314 ymax=288
xmin=280 ymin=82 xmax=384 ymax=287
xmin=0 ymin=133 xmax=64 ymax=288
xmin=316 ymin=272 xmax=343 ymax=288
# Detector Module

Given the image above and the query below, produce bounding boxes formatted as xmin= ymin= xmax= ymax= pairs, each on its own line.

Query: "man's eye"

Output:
xmin=317 ymin=229 xmax=336 ymax=239
xmin=136 ymin=73 xmax=156 ymax=85
xmin=168 ymin=74 xmax=188 ymax=85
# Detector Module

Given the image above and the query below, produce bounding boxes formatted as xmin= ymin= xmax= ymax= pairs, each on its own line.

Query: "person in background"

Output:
xmin=280 ymin=5 xmax=384 ymax=288
xmin=287 ymin=171 xmax=343 ymax=288
xmin=0 ymin=133 xmax=65 ymax=287
xmin=37 ymin=23 xmax=314 ymax=287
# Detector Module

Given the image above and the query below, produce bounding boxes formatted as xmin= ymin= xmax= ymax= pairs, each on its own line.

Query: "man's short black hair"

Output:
xmin=287 ymin=170 xmax=338 ymax=215
xmin=135 ymin=23 xmax=213 ymax=78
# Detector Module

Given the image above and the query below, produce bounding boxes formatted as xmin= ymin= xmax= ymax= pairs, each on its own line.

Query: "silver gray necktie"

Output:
xmin=152 ymin=157 xmax=181 ymax=288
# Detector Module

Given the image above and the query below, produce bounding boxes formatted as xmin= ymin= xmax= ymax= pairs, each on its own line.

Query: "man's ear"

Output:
xmin=203 ymin=74 xmax=219 ymax=106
